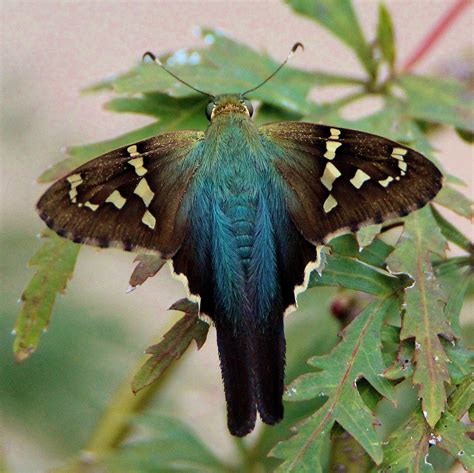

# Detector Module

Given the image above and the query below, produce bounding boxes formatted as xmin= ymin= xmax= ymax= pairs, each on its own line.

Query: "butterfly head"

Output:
xmin=205 ymin=94 xmax=254 ymax=121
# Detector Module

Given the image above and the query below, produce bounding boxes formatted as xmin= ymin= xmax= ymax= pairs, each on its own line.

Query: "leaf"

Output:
xmin=376 ymin=3 xmax=396 ymax=69
xmin=444 ymin=340 xmax=474 ymax=384
xmin=128 ymin=254 xmax=165 ymax=290
xmin=105 ymin=414 xmax=228 ymax=473
xmin=381 ymin=409 xmax=433 ymax=473
xmin=271 ymin=297 xmax=397 ymax=470
xmin=397 ymin=74 xmax=474 ymax=132
xmin=356 ymin=224 xmax=382 ymax=248
xmin=13 ymin=230 xmax=80 ymax=361
xmin=131 ymin=299 xmax=209 ymax=394
xmin=382 ymin=376 xmax=474 ymax=472
xmin=442 ymin=270 xmax=471 ymax=338
xmin=92 ymin=28 xmax=333 ymax=115
xmin=104 ymin=92 xmax=207 ymax=120
xmin=310 ymin=252 xmax=401 ymax=296
xmin=434 ymin=184 xmax=473 ymax=220
xmin=286 ymin=0 xmax=376 ymax=77
xmin=430 ymin=205 xmax=472 ymax=252
xmin=386 ymin=206 xmax=453 ymax=427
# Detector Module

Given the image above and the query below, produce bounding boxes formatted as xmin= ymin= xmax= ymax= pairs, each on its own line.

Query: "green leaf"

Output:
xmin=386 ymin=207 xmax=453 ymax=427
xmin=381 ymin=409 xmax=433 ymax=473
xmin=128 ymin=254 xmax=165 ymax=290
xmin=382 ymin=377 xmax=474 ymax=472
xmin=286 ymin=0 xmax=376 ymax=77
xmin=397 ymin=74 xmax=474 ymax=132
xmin=105 ymin=414 xmax=228 ymax=472
xmin=271 ymin=297 xmax=397 ymax=470
xmin=104 ymin=92 xmax=208 ymax=120
xmin=431 ymin=205 xmax=472 ymax=252
xmin=376 ymin=3 xmax=396 ymax=69
xmin=444 ymin=340 xmax=474 ymax=384
xmin=13 ymin=230 xmax=80 ymax=361
xmin=310 ymin=252 xmax=401 ymax=296
xmin=131 ymin=299 xmax=209 ymax=394
xmin=434 ymin=184 xmax=473 ymax=220
xmin=356 ymin=224 xmax=382 ymax=248
xmin=93 ymin=28 xmax=335 ymax=115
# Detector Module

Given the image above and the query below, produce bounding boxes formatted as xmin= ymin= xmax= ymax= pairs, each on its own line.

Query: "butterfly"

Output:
xmin=37 ymin=44 xmax=442 ymax=437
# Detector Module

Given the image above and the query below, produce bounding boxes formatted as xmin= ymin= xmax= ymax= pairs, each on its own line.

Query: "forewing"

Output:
xmin=260 ymin=122 xmax=443 ymax=244
xmin=37 ymin=130 xmax=204 ymax=257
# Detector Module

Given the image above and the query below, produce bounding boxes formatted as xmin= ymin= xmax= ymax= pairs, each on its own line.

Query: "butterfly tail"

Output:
xmin=216 ymin=312 xmax=285 ymax=436
xmin=252 ymin=312 xmax=285 ymax=425
xmin=215 ymin=320 xmax=257 ymax=437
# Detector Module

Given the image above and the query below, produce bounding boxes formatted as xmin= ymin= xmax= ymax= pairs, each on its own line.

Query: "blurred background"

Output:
xmin=0 ymin=1 xmax=472 ymax=472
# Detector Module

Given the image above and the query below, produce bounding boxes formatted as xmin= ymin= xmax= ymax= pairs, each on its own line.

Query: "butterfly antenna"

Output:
xmin=241 ymin=42 xmax=304 ymax=96
xmin=143 ymin=51 xmax=214 ymax=98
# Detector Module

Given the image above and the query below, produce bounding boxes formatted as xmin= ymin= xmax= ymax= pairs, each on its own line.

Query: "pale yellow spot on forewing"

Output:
xmin=128 ymin=157 xmax=147 ymax=176
xmin=67 ymin=173 xmax=83 ymax=185
xmin=324 ymin=141 xmax=342 ymax=160
xmin=350 ymin=169 xmax=371 ymax=189
xmin=379 ymin=176 xmax=394 ymax=187
xmin=69 ymin=189 xmax=78 ymax=202
xmin=105 ymin=190 xmax=126 ymax=209
xmin=330 ymin=128 xmax=341 ymax=139
xmin=323 ymin=194 xmax=338 ymax=213
xmin=398 ymin=161 xmax=407 ymax=172
xmin=67 ymin=173 xmax=83 ymax=203
xmin=134 ymin=178 xmax=154 ymax=207
xmin=84 ymin=201 xmax=99 ymax=211
xmin=142 ymin=210 xmax=156 ymax=229
xmin=127 ymin=145 xmax=140 ymax=157
xmin=321 ymin=162 xmax=341 ymax=190
xmin=392 ymin=147 xmax=407 ymax=156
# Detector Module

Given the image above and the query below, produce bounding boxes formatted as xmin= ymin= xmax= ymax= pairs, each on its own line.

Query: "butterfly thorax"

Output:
xmin=209 ymin=94 xmax=251 ymax=120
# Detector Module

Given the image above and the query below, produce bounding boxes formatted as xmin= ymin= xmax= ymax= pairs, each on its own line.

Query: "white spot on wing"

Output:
xmin=134 ymin=178 xmax=154 ymax=207
xmin=106 ymin=190 xmax=126 ymax=209
xmin=141 ymin=210 xmax=156 ymax=229
xmin=323 ymin=194 xmax=338 ymax=213
xmin=321 ymin=162 xmax=341 ymax=190
xmin=350 ymin=169 xmax=371 ymax=189
xmin=379 ymin=176 xmax=394 ymax=187
xmin=324 ymin=141 xmax=342 ymax=160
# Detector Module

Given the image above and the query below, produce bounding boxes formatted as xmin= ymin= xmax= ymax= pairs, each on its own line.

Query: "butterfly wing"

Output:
xmin=37 ymin=130 xmax=204 ymax=257
xmin=260 ymin=122 xmax=443 ymax=244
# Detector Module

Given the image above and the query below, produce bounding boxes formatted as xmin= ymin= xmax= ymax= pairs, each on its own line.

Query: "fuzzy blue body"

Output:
xmin=171 ymin=104 xmax=316 ymax=435
xmin=189 ymin=113 xmax=283 ymax=326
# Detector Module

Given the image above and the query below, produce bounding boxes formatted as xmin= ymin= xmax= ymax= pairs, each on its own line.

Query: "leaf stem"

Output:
xmin=401 ymin=0 xmax=471 ymax=72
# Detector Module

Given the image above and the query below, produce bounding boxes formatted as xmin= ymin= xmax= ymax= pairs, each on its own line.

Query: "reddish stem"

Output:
xmin=401 ymin=0 xmax=472 ymax=72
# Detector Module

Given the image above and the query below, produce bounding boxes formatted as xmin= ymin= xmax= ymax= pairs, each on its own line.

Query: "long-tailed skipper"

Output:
xmin=37 ymin=44 xmax=442 ymax=437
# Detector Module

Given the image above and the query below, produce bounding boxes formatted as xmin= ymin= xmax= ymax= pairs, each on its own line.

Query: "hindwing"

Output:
xmin=260 ymin=122 xmax=443 ymax=244
xmin=37 ymin=131 xmax=204 ymax=257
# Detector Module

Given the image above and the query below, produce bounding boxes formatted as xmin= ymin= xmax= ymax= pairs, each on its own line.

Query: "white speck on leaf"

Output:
xmin=415 ymin=342 xmax=421 ymax=349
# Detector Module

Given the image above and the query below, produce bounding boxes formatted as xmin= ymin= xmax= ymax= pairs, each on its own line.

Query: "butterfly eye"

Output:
xmin=242 ymin=98 xmax=253 ymax=117
xmin=206 ymin=102 xmax=215 ymax=121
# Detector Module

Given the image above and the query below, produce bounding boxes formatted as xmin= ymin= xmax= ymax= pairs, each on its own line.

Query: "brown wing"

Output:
xmin=37 ymin=130 xmax=204 ymax=257
xmin=260 ymin=121 xmax=443 ymax=244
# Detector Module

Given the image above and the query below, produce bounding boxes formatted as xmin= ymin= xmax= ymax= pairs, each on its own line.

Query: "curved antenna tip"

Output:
xmin=292 ymin=42 xmax=304 ymax=54
xmin=143 ymin=51 xmax=161 ymax=65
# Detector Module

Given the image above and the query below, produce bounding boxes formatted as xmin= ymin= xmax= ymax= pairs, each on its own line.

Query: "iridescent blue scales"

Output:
xmin=37 ymin=94 xmax=442 ymax=436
